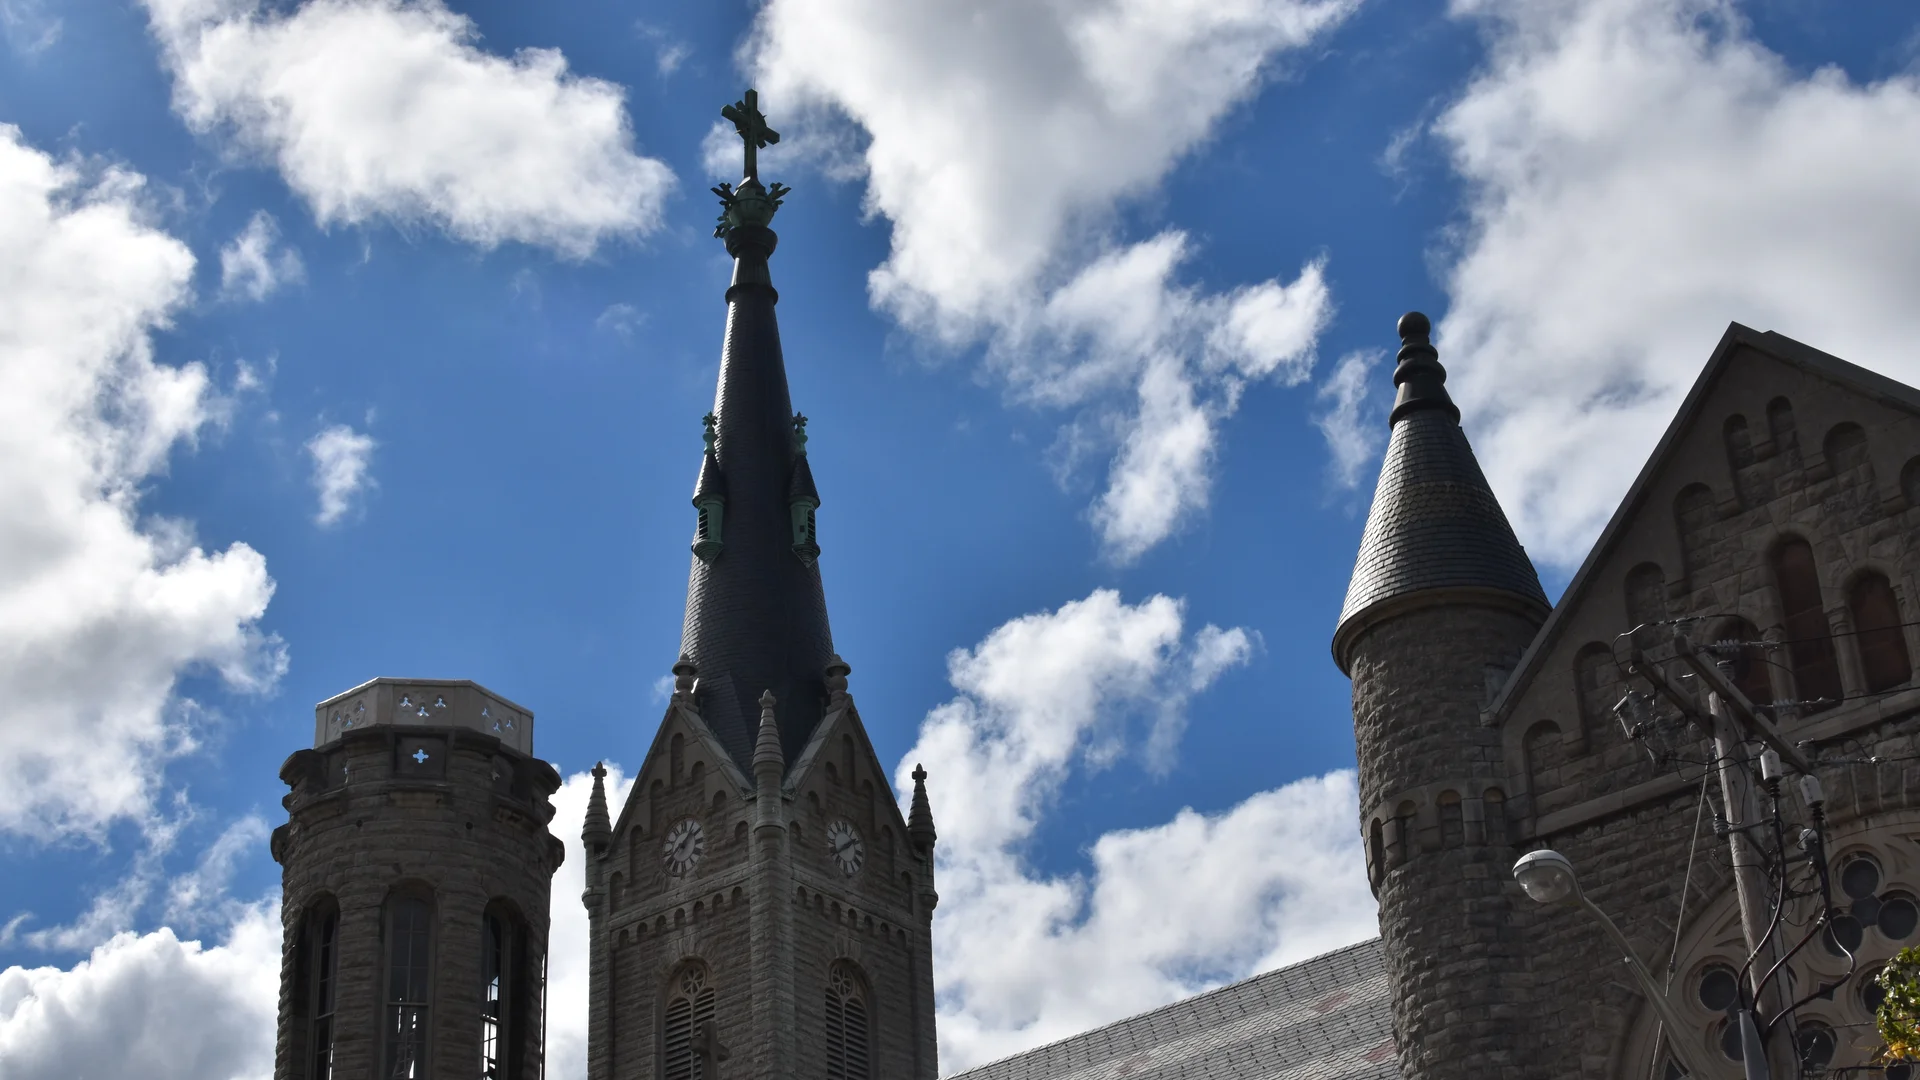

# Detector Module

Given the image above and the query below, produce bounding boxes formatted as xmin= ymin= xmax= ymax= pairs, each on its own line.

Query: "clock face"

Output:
xmin=663 ymin=818 xmax=705 ymax=876
xmin=826 ymin=819 xmax=864 ymax=877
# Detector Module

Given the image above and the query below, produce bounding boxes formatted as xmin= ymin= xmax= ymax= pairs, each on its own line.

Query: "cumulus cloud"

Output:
xmin=1315 ymin=348 xmax=1386 ymax=489
xmin=546 ymin=763 xmax=634 ymax=1080
xmin=0 ymin=902 xmax=279 ymax=1080
xmin=306 ymin=423 xmax=375 ymax=527
xmin=218 ymin=211 xmax=304 ymax=301
xmin=1432 ymin=0 xmax=1920 ymax=564
xmin=143 ymin=0 xmax=676 ymax=258
xmin=898 ymin=590 xmax=1373 ymax=1069
xmin=0 ymin=125 xmax=283 ymax=843
xmin=744 ymin=0 xmax=1350 ymax=561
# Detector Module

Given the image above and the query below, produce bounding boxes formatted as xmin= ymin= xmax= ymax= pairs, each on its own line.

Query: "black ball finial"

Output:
xmin=1397 ymin=311 xmax=1431 ymax=342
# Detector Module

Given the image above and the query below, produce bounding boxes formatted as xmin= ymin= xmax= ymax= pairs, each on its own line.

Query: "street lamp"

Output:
xmin=1513 ymin=849 xmax=1721 ymax=1079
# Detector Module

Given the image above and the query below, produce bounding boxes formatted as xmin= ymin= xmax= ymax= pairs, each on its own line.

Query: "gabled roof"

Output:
xmin=1487 ymin=322 xmax=1920 ymax=720
xmin=947 ymin=939 xmax=1397 ymax=1080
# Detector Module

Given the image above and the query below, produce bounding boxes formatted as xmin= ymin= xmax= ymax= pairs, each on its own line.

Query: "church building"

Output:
xmin=265 ymin=91 xmax=1920 ymax=1080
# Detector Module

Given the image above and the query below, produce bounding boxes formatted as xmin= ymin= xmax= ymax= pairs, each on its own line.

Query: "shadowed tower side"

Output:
xmin=1333 ymin=312 xmax=1551 ymax=1080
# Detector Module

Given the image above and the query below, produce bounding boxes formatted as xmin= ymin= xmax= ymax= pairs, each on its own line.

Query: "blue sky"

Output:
xmin=4 ymin=0 xmax=1920 ymax=1076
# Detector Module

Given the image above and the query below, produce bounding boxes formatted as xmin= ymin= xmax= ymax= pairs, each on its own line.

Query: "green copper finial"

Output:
xmin=712 ymin=89 xmax=792 ymax=240
xmin=791 ymin=412 xmax=808 ymax=455
xmin=702 ymin=411 xmax=718 ymax=452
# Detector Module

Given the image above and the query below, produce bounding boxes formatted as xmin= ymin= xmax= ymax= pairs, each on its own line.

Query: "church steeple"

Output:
xmin=679 ymin=89 xmax=836 ymax=775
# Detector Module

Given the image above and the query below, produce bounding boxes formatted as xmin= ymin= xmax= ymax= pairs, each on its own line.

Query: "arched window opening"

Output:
xmin=1825 ymin=422 xmax=1870 ymax=476
xmin=482 ymin=911 xmax=511 ymax=1080
xmin=1574 ymin=642 xmax=1616 ymax=743
xmin=1624 ymin=563 xmax=1667 ymax=630
xmin=1712 ymin=617 xmax=1774 ymax=708
xmin=825 ymin=961 xmax=872 ymax=1080
xmin=1772 ymin=538 xmax=1841 ymax=710
xmin=305 ymin=897 xmax=339 ymax=1080
xmin=1367 ymin=820 xmax=1385 ymax=887
xmin=1766 ymin=534 xmax=1843 ymax=707
xmin=1767 ymin=397 xmax=1799 ymax=459
xmin=663 ymin=962 xmax=717 ymax=1080
xmin=1483 ymin=789 xmax=1508 ymax=847
xmin=383 ymin=894 xmax=433 ymax=1079
xmin=1724 ymin=414 xmax=1754 ymax=469
xmin=1851 ymin=573 xmax=1912 ymax=693
xmin=1437 ymin=791 xmax=1463 ymax=849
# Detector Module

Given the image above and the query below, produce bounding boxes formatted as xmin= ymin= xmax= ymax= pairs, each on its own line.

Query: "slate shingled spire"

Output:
xmin=1331 ymin=312 xmax=1547 ymax=672
xmin=680 ymin=91 xmax=835 ymax=773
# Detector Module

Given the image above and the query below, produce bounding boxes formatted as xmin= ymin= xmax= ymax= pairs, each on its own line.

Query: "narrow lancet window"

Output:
xmin=482 ymin=912 xmax=509 ymax=1079
xmin=825 ymin=960 xmax=871 ymax=1080
xmin=789 ymin=412 xmax=820 ymax=565
xmin=1852 ymin=573 xmax=1912 ymax=693
xmin=383 ymin=895 xmax=433 ymax=1080
xmin=306 ymin=902 xmax=339 ymax=1080
xmin=1772 ymin=538 xmax=1841 ymax=710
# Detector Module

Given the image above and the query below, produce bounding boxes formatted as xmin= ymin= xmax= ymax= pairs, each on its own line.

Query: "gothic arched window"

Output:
xmin=304 ymin=896 xmax=339 ymax=1080
xmin=663 ymin=962 xmax=717 ymax=1080
xmin=1851 ymin=573 xmax=1912 ymax=693
xmin=1772 ymin=538 xmax=1841 ymax=711
xmin=825 ymin=960 xmax=872 ymax=1080
xmin=1713 ymin=617 xmax=1774 ymax=708
xmin=383 ymin=893 xmax=433 ymax=1080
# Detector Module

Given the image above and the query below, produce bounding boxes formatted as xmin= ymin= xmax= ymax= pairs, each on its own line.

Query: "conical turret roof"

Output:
xmin=1332 ymin=312 xmax=1547 ymax=673
xmin=678 ymin=92 xmax=835 ymax=774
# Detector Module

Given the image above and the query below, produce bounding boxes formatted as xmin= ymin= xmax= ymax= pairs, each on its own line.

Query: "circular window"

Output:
xmin=1797 ymin=1024 xmax=1836 ymax=1071
xmin=1865 ymin=969 xmax=1889 ymax=1014
xmin=1698 ymin=965 xmax=1740 ymax=1012
xmin=1882 ymin=894 xmax=1920 ymax=940
xmin=1889 ymin=1064 xmax=1913 ymax=1080
xmin=1826 ymin=914 xmax=1866 ymax=956
xmin=1720 ymin=1019 xmax=1744 ymax=1061
xmin=1843 ymin=855 xmax=1883 ymax=900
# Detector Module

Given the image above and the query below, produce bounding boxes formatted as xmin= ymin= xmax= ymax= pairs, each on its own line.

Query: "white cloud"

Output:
xmin=896 ymin=590 xmax=1373 ymax=1070
xmin=1314 ymin=348 xmax=1386 ymax=489
xmin=0 ymin=902 xmax=279 ymax=1080
xmin=143 ymin=0 xmax=676 ymax=258
xmin=0 ymin=0 xmax=61 ymax=54
xmin=218 ymin=211 xmax=304 ymax=302
xmin=546 ymin=764 xmax=634 ymax=1080
xmin=744 ymin=0 xmax=1350 ymax=561
xmin=595 ymin=301 xmax=645 ymax=341
xmin=306 ymin=423 xmax=375 ymax=527
xmin=0 ymin=125 xmax=283 ymax=843
xmin=1432 ymin=0 xmax=1920 ymax=565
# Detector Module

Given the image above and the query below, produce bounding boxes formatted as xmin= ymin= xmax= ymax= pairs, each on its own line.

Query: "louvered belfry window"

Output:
xmin=663 ymin=964 xmax=717 ymax=1079
xmin=481 ymin=913 xmax=509 ymax=1079
xmin=824 ymin=961 xmax=871 ymax=1080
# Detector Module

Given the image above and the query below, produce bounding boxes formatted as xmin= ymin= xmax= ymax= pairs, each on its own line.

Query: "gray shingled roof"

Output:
xmin=947 ymin=939 xmax=1398 ymax=1080
xmin=1333 ymin=405 xmax=1547 ymax=670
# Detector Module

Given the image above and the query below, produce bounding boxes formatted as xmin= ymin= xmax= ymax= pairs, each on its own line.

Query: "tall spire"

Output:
xmin=679 ymin=90 xmax=835 ymax=773
xmin=1332 ymin=312 xmax=1547 ymax=673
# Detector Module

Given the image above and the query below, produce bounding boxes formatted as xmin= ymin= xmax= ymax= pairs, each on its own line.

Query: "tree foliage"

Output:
xmin=1878 ymin=946 xmax=1920 ymax=1062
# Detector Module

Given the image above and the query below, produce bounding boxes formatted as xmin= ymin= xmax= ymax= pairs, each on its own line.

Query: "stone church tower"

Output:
xmin=577 ymin=91 xmax=941 ymax=1080
xmin=1332 ymin=313 xmax=1551 ymax=1080
xmin=271 ymin=679 xmax=566 ymax=1080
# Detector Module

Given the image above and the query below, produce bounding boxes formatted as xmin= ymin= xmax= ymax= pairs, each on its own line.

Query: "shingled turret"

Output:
xmin=679 ymin=89 xmax=834 ymax=774
xmin=1334 ymin=312 xmax=1550 ymax=1080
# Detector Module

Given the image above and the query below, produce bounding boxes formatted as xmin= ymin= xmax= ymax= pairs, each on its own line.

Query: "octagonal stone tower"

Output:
xmin=271 ymin=678 xmax=565 ymax=1080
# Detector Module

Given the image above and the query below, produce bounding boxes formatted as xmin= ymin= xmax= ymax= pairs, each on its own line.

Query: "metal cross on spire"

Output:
xmin=720 ymin=89 xmax=780 ymax=183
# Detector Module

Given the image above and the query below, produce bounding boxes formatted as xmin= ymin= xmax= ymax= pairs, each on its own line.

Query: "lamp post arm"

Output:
xmin=1577 ymin=894 xmax=1719 ymax=1079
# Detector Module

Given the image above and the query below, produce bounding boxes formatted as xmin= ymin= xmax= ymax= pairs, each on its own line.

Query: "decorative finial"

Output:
xmin=753 ymin=690 xmax=783 ymax=778
xmin=584 ymin=762 xmax=613 ymax=851
xmin=1389 ymin=310 xmax=1459 ymax=425
xmin=825 ymin=654 xmax=850 ymax=701
xmin=792 ymin=412 xmax=809 ymax=455
xmin=721 ymin=89 xmax=780 ymax=183
xmin=712 ymin=89 xmax=792 ymax=240
xmin=908 ymin=763 xmax=937 ymax=852
xmin=701 ymin=412 xmax=718 ymax=453
xmin=592 ymin=760 xmax=607 ymax=779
